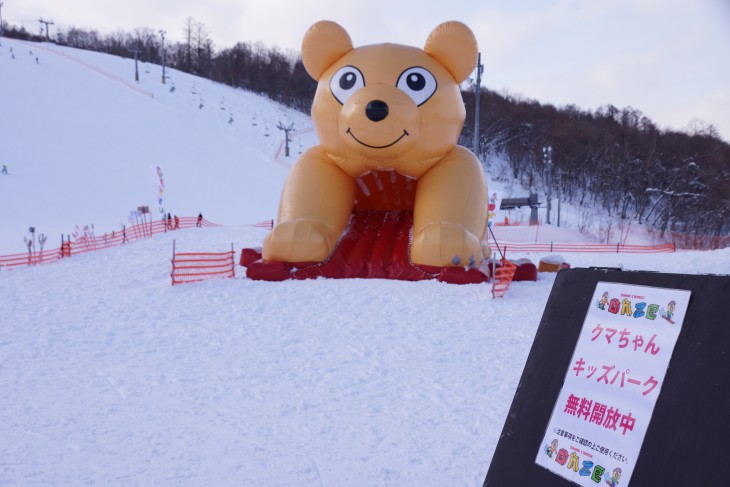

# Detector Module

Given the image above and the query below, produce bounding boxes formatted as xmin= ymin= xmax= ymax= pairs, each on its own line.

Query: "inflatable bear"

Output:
xmin=262 ymin=20 xmax=489 ymax=273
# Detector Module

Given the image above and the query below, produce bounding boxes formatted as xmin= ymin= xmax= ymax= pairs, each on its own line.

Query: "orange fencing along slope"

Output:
xmin=247 ymin=219 xmax=274 ymax=229
xmin=0 ymin=217 xmax=271 ymax=271
xmin=171 ymin=241 xmax=236 ymax=285
xmin=0 ymin=248 xmax=66 ymax=269
xmin=492 ymin=241 xmax=676 ymax=254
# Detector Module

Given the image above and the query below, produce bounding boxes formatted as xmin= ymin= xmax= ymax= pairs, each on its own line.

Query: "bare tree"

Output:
xmin=182 ymin=17 xmax=194 ymax=72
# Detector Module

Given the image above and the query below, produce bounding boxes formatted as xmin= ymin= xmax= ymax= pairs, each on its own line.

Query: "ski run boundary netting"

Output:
xmin=493 ymin=241 xmax=676 ymax=254
xmin=0 ymin=218 xmax=273 ymax=270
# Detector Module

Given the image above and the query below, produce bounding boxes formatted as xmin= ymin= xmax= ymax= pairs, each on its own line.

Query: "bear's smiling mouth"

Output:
xmin=346 ymin=128 xmax=409 ymax=149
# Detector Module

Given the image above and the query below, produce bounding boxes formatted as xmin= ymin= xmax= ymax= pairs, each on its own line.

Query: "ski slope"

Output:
xmin=0 ymin=37 xmax=315 ymax=255
xmin=1 ymin=37 xmax=728 ymax=486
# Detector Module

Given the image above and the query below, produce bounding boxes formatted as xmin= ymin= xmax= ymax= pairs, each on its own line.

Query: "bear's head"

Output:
xmin=302 ymin=21 xmax=478 ymax=178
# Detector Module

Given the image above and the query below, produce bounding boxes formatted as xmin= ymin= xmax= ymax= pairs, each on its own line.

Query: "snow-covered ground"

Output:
xmin=1 ymin=37 xmax=728 ymax=486
xmin=2 ymin=226 xmax=727 ymax=486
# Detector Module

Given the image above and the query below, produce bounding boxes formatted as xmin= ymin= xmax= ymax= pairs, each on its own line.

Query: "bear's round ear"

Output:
xmin=302 ymin=21 xmax=354 ymax=81
xmin=424 ymin=21 xmax=478 ymax=84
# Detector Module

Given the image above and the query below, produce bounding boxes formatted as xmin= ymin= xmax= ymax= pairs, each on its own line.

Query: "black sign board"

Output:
xmin=483 ymin=267 xmax=730 ymax=486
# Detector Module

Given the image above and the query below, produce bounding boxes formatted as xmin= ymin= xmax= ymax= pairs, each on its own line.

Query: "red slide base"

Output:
xmin=243 ymin=210 xmax=488 ymax=285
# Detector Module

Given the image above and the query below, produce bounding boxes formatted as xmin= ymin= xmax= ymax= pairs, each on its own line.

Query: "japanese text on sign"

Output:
xmin=535 ymin=282 xmax=690 ymax=487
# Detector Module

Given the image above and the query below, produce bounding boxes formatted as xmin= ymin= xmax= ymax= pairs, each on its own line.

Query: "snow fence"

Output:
xmin=171 ymin=242 xmax=236 ymax=285
xmin=0 ymin=217 xmax=271 ymax=271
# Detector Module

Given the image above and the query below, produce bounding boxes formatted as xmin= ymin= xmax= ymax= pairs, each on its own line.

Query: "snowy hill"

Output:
xmin=2 ymin=37 xmax=729 ymax=486
xmin=0 ymin=37 xmax=315 ymax=254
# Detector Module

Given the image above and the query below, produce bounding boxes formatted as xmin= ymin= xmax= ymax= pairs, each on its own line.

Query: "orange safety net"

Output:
xmin=491 ymin=258 xmax=517 ymax=299
xmin=171 ymin=250 xmax=236 ymax=285
xmin=491 ymin=242 xmax=676 ymax=254
xmin=0 ymin=217 xmax=271 ymax=271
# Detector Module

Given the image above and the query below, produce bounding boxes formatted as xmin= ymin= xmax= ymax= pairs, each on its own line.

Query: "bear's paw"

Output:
xmin=262 ymin=219 xmax=337 ymax=263
xmin=411 ymin=222 xmax=483 ymax=268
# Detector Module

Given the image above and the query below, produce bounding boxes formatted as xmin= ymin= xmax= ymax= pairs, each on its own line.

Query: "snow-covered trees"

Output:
xmin=461 ymin=90 xmax=730 ymax=238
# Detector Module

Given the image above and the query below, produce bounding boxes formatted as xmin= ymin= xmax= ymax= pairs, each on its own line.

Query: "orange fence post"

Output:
xmin=171 ymin=239 xmax=177 ymax=285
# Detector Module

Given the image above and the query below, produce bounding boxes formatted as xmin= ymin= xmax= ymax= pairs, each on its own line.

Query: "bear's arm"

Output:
xmin=413 ymin=145 xmax=488 ymax=236
xmin=410 ymin=145 xmax=489 ymax=266
xmin=263 ymin=146 xmax=356 ymax=262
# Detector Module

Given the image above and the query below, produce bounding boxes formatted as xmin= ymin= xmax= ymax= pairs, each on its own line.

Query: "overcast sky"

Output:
xmin=6 ymin=0 xmax=730 ymax=141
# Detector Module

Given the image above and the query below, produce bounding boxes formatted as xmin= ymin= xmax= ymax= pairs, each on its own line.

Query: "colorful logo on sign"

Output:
xmin=596 ymin=291 xmax=680 ymax=324
xmin=543 ymin=437 xmax=624 ymax=485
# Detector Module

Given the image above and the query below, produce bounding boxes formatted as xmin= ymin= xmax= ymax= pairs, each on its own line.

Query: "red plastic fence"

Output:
xmin=491 ymin=259 xmax=517 ymax=299
xmin=248 ymin=219 xmax=274 ymax=229
xmin=2 ymin=214 xmax=694 ymax=274
xmin=0 ymin=217 xmax=269 ymax=271
xmin=0 ymin=248 xmax=65 ymax=268
xmin=492 ymin=241 xmax=676 ymax=254
xmin=171 ymin=248 xmax=236 ymax=285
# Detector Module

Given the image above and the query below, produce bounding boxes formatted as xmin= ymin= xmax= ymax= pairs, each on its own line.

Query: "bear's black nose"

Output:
xmin=365 ymin=100 xmax=389 ymax=122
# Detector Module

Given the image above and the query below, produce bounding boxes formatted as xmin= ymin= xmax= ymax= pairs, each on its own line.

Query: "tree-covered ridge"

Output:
xmin=461 ymin=89 xmax=729 ymax=237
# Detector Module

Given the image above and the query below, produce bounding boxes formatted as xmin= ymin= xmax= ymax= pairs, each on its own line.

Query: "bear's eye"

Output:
xmin=396 ymin=67 xmax=437 ymax=106
xmin=330 ymin=65 xmax=365 ymax=105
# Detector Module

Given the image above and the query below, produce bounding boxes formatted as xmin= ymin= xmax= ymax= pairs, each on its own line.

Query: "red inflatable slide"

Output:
xmin=242 ymin=208 xmax=489 ymax=284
